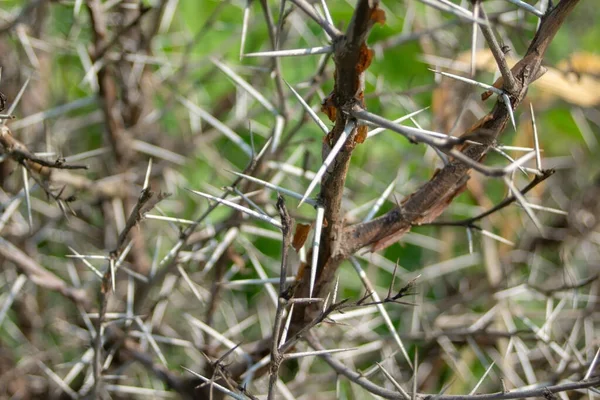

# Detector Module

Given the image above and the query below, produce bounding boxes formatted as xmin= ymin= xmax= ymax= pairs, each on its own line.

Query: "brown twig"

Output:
xmin=92 ymin=185 xmax=167 ymax=396
xmin=291 ymin=0 xmax=385 ymax=325
xmin=87 ymin=0 xmax=133 ymax=168
xmin=477 ymin=3 xmax=518 ymax=94
xmin=0 ymin=126 xmax=87 ymax=172
xmin=267 ymin=194 xmax=293 ymax=399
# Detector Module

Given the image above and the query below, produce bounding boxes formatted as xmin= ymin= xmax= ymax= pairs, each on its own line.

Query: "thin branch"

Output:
xmin=427 ymin=169 xmax=554 ymax=227
xmin=307 ymin=331 xmax=600 ymax=400
xmin=276 ymin=195 xmax=293 ymax=293
xmin=289 ymin=0 xmax=343 ymax=38
xmin=477 ymin=5 xmax=518 ymax=94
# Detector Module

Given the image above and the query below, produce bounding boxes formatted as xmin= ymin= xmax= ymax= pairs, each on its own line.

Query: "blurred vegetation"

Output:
xmin=0 ymin=0 xmax=599 ymax=399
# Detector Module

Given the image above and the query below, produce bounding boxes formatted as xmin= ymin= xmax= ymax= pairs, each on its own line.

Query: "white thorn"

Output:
xmin=310 ymin=205 xmax=325 ymax=298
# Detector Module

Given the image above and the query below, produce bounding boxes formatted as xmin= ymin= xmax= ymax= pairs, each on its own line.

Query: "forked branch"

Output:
xmin=341 ymin=0 xmax=581 ymax=255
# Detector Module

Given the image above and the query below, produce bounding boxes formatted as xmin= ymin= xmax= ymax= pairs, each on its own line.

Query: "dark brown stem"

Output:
xmin=291 ymin=0 xmax=384 ymax=326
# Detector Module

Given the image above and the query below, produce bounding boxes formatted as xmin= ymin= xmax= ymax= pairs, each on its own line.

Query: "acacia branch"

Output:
xmin=291 ymin=0 xmax=385 ymax=320
xmin=267 ymin=195 xmax=293 ymax=399
xmin=341 ymin=0 xmax=581 ymax=255
xmin=92 ymin=184 xmax=167 ymax=396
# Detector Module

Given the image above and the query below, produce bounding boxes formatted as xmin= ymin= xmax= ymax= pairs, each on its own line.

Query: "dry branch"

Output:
xmin=291 ymin=0 xmax=385 ymax=324
xmin=0 ymin=125 xmax=87 ymax=173
xmin=342 ymin=0 xmax=581 ymax=255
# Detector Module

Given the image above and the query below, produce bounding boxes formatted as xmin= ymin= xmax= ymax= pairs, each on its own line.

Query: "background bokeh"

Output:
xmin=0 ymin=0 xmax=598 ymax=398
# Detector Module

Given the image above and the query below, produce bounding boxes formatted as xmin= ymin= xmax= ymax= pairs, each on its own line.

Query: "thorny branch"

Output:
xmin=0 ymin=237 xmax=88 ymax=306
xmin=291 ymin=0 xmax=386 ymax=327
xmin=214 ymin=0 xmax=587 ymax=395
xmin=267 ymin=195 xmax=293 ymax=399
xmin=0 ymin=0 xmax=595 ymax=399
xmin=341 ymin=0 xmax=581 ymax=255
